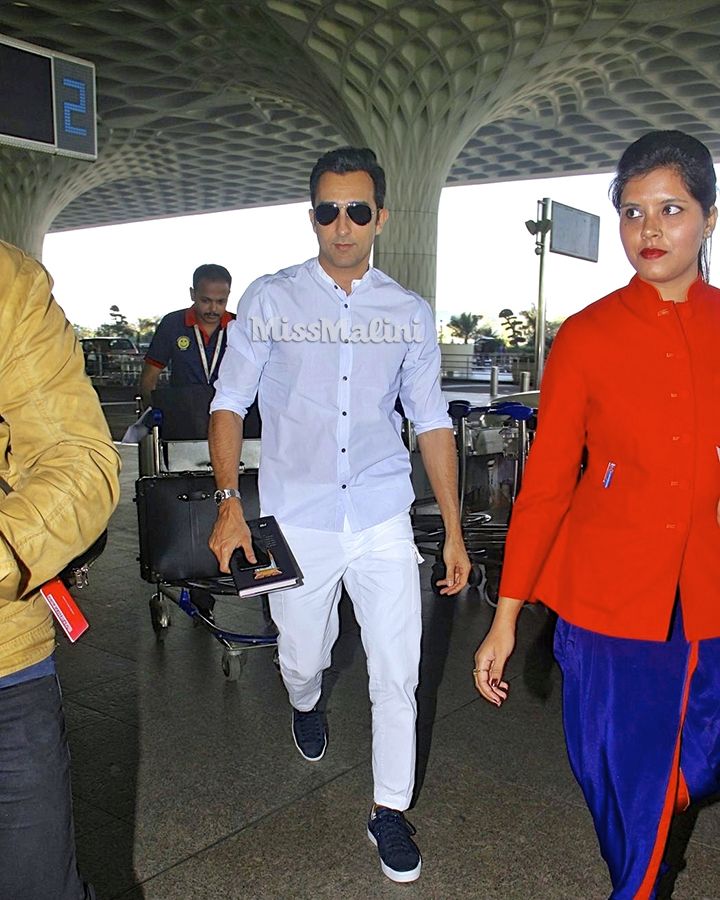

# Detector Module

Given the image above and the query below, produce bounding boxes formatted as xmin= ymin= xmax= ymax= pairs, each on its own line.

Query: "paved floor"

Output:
xmin=57 ymin=445 xmax=720 ymax=899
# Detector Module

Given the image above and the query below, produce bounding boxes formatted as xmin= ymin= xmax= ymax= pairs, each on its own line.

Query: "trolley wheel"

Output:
xmin=149 ymin=593 xmax=171 ymax=641
xmin=221 ymin=648 xmax=245 ymax=681
xmin=431 ymin=561 xmax=446 ymax=595
xmin=485 ymin=582 xmax=499 ymax=608
xmin=467 ymin=562 xmax=488 ymax=590
xmin=484 ymin=565 xmax=500 ymax=608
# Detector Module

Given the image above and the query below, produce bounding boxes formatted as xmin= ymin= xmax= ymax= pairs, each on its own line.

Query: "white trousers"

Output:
xmin=269 ymin=510 xmax=422 ymax=810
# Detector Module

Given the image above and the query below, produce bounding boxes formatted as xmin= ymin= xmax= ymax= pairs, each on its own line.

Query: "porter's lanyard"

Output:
xmin=193 ymin=324 xmax=224 ymax=383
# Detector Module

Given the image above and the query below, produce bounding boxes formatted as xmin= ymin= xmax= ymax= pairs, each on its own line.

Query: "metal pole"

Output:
xmin=534 ymin=197 xmax=551 ymax=386
xmin=489 ymin=366 xmax=499 ymax=397
xmin=458 ymin=417 xmax=468 ymax=518
xmin=515 ymin=418 xmax=528 ymax=500
xmin=519 ymin=370 xmax=531 ymax=392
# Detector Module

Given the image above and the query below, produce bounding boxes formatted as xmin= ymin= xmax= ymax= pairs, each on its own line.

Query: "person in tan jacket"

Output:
xmin=0 ymin=240 xmax=120 ymax=899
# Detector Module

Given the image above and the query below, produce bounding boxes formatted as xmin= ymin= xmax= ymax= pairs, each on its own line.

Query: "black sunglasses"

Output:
xmin=314 ymin=201 xmax=375 ymax=227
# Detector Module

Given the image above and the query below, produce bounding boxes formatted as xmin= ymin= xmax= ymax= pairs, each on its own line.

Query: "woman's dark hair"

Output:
xmin=309 ymin=147 xmax=386 ymax=209
xmin=610 ymin=130 xmax=716 ymax=280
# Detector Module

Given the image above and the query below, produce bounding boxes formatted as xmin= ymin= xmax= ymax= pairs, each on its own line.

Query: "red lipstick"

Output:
xmin=640 ymin=248 xmax=667 ymax=259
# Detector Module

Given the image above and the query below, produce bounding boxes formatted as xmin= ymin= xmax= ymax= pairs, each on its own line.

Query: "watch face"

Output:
xmin=214 ymin=489 xmax=239 ymax=505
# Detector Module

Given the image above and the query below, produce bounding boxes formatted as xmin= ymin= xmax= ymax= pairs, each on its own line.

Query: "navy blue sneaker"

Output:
xmin=291 ymin=707 xmax=327 ymax=761
xmin=367 ymin=806 xmax=422 ymax=883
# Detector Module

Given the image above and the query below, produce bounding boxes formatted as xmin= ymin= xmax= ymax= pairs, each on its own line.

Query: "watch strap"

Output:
xmin=214 ymin=488 xmax=242 ymax=505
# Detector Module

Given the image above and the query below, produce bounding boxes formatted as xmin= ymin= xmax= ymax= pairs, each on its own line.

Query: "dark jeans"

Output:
xmin=0 ymin=674 xmax=94 ymax=899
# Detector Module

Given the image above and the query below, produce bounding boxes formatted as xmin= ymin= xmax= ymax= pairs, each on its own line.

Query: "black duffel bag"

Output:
xmin=135 ymin=473 xmax=223 ymax=583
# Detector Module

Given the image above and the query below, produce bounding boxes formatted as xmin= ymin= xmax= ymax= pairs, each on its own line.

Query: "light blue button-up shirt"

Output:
xmin=211 ymin=258 xmax=451 ymax=531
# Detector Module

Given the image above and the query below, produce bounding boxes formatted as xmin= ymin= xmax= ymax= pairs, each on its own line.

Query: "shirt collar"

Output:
xmin=184 ymin=307 xmax=233 ymax=330
xmin=313 ymin=257 xmax=372 ymax=294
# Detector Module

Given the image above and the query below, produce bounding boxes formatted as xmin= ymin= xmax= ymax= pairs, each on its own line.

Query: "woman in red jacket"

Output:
xmin=474 ymin=130 xmax=720 ymax=899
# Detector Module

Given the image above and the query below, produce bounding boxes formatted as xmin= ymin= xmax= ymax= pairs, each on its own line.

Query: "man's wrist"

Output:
xmin=214 ymin=487 xmax=242 ymax=506
xmin=442 ymin=522 xmax=464 ymax=542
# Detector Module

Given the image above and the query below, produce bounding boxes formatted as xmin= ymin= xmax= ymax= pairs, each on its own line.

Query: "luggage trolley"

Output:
xmin=134 ymin=386 xmax=276 ymax=681
xmin=412 ymin=396 xmax=537 ymax=603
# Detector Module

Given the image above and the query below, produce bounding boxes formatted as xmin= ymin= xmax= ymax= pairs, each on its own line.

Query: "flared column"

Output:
xmin=0 ymin=152 xmax=67 ymax=258
xmin=372 ymin=170 xmax=442 ymax=310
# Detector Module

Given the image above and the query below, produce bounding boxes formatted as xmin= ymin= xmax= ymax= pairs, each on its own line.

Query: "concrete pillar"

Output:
xmin=348 ymin=100 xmax=474 ymax=313
xmin=372 ymin=170 xmax=442 ymax=310
xmin=0 ymin=129 xmax=157 ymax=260
xmin=0 ymin=147 xmax=101 ymax=259
xmin=0 ymin=151 xmax=63 ymax=257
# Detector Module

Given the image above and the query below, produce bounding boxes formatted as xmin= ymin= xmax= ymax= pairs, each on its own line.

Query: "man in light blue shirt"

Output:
xmin=209 ymin=147 xmax=469 ymax=884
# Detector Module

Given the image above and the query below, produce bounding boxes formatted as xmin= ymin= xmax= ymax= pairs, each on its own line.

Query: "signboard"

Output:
xmin=0 ymin=34 xmax=96 ymax=160
xmin=549 ymin=200 xmax=599 ymax=262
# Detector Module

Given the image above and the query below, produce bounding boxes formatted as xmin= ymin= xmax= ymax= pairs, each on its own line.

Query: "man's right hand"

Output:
xmin=209 ymin=500 xmax=255 ymax=572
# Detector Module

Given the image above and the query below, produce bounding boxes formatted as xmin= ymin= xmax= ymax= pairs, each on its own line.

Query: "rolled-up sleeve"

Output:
xmin=398 ymin=299 xmax=451 ymax=434
xmin=211 ymin=280 xmax=272 ymax=418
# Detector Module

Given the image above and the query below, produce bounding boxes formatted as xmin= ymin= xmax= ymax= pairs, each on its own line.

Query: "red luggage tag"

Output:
xmin=40 ymin=578 xmax=89 ymax=643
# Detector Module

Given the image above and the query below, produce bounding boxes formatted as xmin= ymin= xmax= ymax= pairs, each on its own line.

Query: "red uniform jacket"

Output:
xmin=499 ymin=275 xmax=720 ymax=641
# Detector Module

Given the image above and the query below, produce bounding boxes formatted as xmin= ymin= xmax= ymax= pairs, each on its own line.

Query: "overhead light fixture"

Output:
xmin=525 ymin=218 xmax=551 ymax=236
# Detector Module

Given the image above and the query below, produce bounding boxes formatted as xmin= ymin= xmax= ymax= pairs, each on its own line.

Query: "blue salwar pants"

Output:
xmin=554 ymin=605 xmax=720 ymax=900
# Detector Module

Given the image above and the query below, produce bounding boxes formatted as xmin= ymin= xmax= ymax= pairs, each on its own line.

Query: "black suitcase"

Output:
xmin=136 ymin=470 xmax=261 ymax=583
xmin=136 ymin=473 xmax=223 ymax=582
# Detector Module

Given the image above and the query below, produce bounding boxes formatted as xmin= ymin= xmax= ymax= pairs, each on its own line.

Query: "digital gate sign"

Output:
xmin=0 ymin=34 xmax=96 ymax=160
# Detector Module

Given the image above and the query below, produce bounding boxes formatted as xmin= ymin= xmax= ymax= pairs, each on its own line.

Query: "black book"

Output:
xmin=229 ymin=516 xmax=303 ymax=598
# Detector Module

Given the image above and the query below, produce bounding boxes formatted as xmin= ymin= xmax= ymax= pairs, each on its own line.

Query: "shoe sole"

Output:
xmin=291 ymin=715 xmax=327 ymax=762
xmin=367 ymin=828 xmax=422 ymax=883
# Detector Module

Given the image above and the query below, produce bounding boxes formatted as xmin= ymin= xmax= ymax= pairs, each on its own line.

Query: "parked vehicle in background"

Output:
xmin=81 ymin=336 xmax=140 ymax=382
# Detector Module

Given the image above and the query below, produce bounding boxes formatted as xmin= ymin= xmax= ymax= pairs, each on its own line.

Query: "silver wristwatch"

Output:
xmin=214 ymin=488 xmax=242 ymax=506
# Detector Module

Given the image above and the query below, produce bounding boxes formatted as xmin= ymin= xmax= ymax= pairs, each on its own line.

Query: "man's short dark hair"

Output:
xmin=192 ymin=264 xmax=232 ymax=290
xmin=309 ymin=147 xmax=386 ymax=209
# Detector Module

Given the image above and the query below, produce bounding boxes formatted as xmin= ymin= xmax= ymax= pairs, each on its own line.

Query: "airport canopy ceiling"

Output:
xmin=1 ymin=0 xmax=720 ymax=233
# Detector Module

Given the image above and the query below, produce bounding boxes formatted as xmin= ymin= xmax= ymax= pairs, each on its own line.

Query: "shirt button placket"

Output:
xmin=337 ymin=284 xmax=352 ymax=500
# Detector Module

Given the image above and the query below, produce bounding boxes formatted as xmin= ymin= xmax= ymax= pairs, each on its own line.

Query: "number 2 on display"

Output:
xmin=62 ymin=77 xmax=87 ymax=136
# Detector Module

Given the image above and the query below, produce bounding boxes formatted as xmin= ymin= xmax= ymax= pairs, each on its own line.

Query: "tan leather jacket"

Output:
xmin=0 ymin=241 xmax=120 ymax=677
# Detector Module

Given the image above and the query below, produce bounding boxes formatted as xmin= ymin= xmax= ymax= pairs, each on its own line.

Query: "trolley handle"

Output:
xmin=489 ymin=401 xmax=535 ymax=421
xmin=447 ymin=399 xmax=534 ymax=422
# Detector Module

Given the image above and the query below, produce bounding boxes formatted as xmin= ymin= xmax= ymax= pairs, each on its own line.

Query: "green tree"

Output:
xmin=95 ymin=320 xmax=136 ymax=339
xmin=135 ymin=316 xmax=161 ymax=344
xmin=498 ymin=308 xmax=528 ymax=347
xmin=92 ymin=305 xmax=136 ymax=339
xmin=473 ymin=323 xmax=505 ymax=355
xmin=447 ymin=312 xmax=484 ymax=344
xmin=109 ymin=304 xmax=127 ymax=326
xmin=520 ymin=305 xmax=564 ymax=354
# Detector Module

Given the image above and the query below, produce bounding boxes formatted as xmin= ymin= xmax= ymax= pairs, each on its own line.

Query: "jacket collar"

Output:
xmin=619 ymin=274 xmax=715 ymax=321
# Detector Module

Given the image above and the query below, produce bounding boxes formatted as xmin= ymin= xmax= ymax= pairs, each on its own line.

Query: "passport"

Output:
xmin=229 ymin=516 xmax=303 ymax=598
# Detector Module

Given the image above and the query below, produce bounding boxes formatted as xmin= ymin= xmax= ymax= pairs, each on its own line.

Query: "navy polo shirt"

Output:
xmin=145 ymin=307 xmax=235 ymax=385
